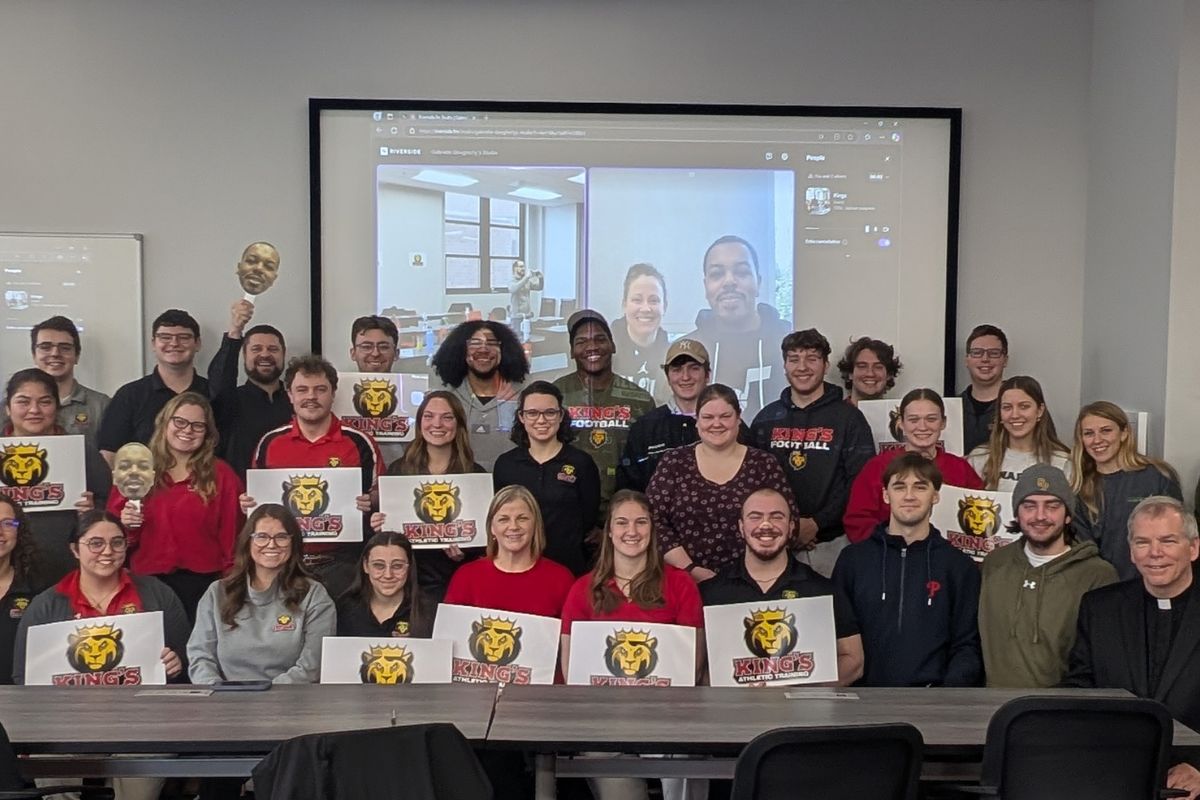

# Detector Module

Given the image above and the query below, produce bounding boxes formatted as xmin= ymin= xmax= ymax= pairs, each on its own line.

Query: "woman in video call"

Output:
xmin=611 ymin=263 xmax=672 ymax=404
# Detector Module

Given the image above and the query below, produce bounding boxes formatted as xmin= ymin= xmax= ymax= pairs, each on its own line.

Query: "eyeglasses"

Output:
xmin=466 ymin=339 xmax=501 ymax=350
xmin=35 ymin=342 xmax=76 ymax=355
xmin=251 ymin=532 xmax=292 ymax=547
xmin=967 ymin=348 xmax=1005 ymax=359
xmin=368 ymin=560 xmax=410 ymax=573
xmin=154 ymin=333 xmax=196 ymax=345
xmin=0 ymin=519 xmax=19 ymax=531
xmin=79 ymin=537 xmax=127 ymax=553
xmin=354 ymin=342 xmax=395 ymax=354
xmin=520 ymin=409 xmax=562 ymax=421
xmin=169 ymin=416 xmax=208 ymax=434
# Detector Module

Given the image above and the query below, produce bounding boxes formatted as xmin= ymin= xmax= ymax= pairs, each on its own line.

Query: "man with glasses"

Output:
xmin=98 ymin=309 xmax=208 ymax=464
xmin=0 ymin=316 xmax=110 ymax=450
xmin=430 ymin=320 xmax=529 ymax=470
xmin=349 ymin=315 xmax=399 ymax=373
xmin=960 ymin=324 xmax=1009 ymax=452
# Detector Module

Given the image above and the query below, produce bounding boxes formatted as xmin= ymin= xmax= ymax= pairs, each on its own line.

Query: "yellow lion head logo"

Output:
xmin=281 ymin=475 xmax=330 ymax=517
xmin=469 ymin=617 xmax=522 ymax=665
xmin=887 ymin=405 xmax=904 ymax=442
xmin=352 ymin=379 xmax=398 ymax=419
xmin=0 ymin=444 xmax=48 ymax=487
xmin=589 ymin=430 xmax=608 ymax=449
xmin=604 ymin=630 xmax=658 ymax=678
xmin=413 ymin=481 xmax=460 ymax=524
xmin=789 ymin=451 xmax=807 ymax=470
xmin=359 ymin=644 xmax=414 ymax=684
xmin=66 ymin=623 xmax=124 ymax=673
xmin=743 ymin=609 xmax=797 ymax=657
xmin=958 ymin=496 xmax=1001 ymax=537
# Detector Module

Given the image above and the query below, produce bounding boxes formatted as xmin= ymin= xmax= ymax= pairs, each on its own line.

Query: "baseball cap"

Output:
xmin=1012 ymin=464 xmax=1073 ymax=509
xmin=566 ymin=309 xmax=612 ymax=340
xmin=662 ymin=338 xmax=710 ymax=370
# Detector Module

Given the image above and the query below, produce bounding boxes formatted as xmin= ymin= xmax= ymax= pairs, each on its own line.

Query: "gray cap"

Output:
xmin=1012 ymin=464 xmax=1073 ymax=508
xmin=566 ymin=309 xmax=612 ymax=341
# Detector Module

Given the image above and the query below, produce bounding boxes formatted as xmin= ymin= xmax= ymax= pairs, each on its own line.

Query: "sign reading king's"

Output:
xmin=332 ymin=372 xmax=428 ymax=443
xmin=24 ymin=610 xmax=167 ymax=686
xmin=703 ymin=596 xmax=838 ymax=687
xmin=378 ymin=474 xmax=493 ymax=549
xmin=0 ymin=434 xmax=86 ymax=513
xmin=246 ymin=467 xmax=364 ymax=542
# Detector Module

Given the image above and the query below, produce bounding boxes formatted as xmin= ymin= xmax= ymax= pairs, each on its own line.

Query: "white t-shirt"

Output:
xmin=967 ymin=447 xmax=1071 ymax=492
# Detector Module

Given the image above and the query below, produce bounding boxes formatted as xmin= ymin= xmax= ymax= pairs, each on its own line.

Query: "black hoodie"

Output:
xmin=750 ymin=382 xmax=876 ymax=542
xmin=832 ymin=523 xmax=983 ymax=687
xmin=685 ymin=302 xmax=793 ymax=419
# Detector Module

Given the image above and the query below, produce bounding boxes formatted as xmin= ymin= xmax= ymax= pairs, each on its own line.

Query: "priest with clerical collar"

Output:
xmin=1064 ymin=495 xmax=1200 ymax=798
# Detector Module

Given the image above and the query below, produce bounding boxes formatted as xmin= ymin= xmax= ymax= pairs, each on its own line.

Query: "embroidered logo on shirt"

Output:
xmin=393 ymin=620 xmax=410 ymax=637
xmin=589 ymin=429 xmax=608 ymax=449
xmin=274 ymin=614 xmax=296 ymax=632
xmin=781 ymin=589 xmax=799 ymax=600
xmin=789 ymin=451 xmax=807 ymax=470
xmin=75 ymin=412 xmax=89 ymax=425
xmin=327 ymin=456 xmax=342 ymax=467
xmin=556 ymin=464 xmax=577 ymax=484
xmin=121 ymin=603 xmax=138 ymax=614
xmin=926 ymin=580 xmax=942 ymax=601
xmin=1023 ymin=580 xmax=1037 ymax=590
xmin=9 ymin=596 xmax=30 ymax=619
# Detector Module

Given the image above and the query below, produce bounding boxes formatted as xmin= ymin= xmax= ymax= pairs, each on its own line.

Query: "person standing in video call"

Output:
xmin=611 ymin=262 xmax=672 ymax=404
xmin=685 ymin=235 xmax=791 ymax=420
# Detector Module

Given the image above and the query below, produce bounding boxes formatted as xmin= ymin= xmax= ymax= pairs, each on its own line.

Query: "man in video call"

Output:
xmin=685 ymin=234 xmax=791 ymax=419
xmin=554 ymin=309 xmax=655 ymax=511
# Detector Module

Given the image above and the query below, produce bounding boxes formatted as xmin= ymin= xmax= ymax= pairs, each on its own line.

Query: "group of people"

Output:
xmin=3 ymin=240 xmax=1200 ymax=798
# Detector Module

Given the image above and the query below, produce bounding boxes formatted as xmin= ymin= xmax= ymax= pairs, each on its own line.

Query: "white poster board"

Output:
xmin=858 ymin=397 xmax=965 ymax=456
xmin=703 ymin=596 xmax=838 ymax=687
xmin=320 ymin=636 xmax=452 ymax=684
xmin=930 ymin=484 xmax=1016 ymax=562
xmin=0 ymin=434 xmax=86 ymax=512
xmin=24 ymin=610 xmax=166 ymax=686
xmin=432 ymin=603 xmax=560 ymax=685
xmin=332 ymin=372 xmax=430 ymax=443
xmin=245 ymin=467 xmax=364 ymax=542
xmin=566 ymin=621 xmax=696 ymax=687
xmin=378 ymin=473 xmax=493 ymax=549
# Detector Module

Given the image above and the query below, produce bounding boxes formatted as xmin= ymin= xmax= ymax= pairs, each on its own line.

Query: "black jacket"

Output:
xmin=959 ymin=387 xmax=997 ymax=455
xmin=832 ymin=523 xmax=982 ymax=687
xmin=750 ymin=383 xmax=876 ymax=542
xmin=616 ymin=405 xmax=698 ymax=494
xmin=684 ymin=302 xmax=793 ymax=419
xmin=208 ymin=333 xmax=293 ymax=479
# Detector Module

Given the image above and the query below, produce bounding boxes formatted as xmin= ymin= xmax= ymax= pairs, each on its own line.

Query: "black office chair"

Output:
xmin=731 ymin=723 xmax=923 ymax=800
xmin=0 ymin=721 xmax=113 ymax=800
xmin=559 ymin=298 xmax=577 ymax=318
xmin=540 ymin=297 xmax=556 ymax=317
xmin=947 ymin=696 xmax=1187 ymax=800
xmin=252 ymin=722 xmax=491 ymax=800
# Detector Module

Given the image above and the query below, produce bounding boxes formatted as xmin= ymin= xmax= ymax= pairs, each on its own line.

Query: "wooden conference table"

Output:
xmin=3 ymin=684 xmax=1198 ymax=780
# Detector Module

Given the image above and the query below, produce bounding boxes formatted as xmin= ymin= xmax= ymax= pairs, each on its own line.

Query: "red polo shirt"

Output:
xmin=56 ymin=569 xmax=144 ymax=618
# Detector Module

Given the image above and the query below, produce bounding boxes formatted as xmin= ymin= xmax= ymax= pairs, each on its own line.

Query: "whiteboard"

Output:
xmin=0 ymin=233 xmax=144 ymax=396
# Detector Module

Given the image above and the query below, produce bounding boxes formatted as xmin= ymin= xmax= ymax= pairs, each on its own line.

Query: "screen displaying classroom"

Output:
xmin=314 ymin=102 xmax=958 ymax=397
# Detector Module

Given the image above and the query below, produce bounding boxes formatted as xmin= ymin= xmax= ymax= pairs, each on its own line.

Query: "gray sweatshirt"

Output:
xmin=443 ymin=379 xmax=520 ymax=471
xmin=186 ymin=577 xmax=335 ymax=685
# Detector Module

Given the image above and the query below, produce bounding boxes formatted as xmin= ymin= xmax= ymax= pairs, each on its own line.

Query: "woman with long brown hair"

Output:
xmin=0 ymin=497 xmax=45 ymax=684
xmin=187 ymin=503 xmax=335 ymax=685
xmin=1070 ymin=401 xmax=1182 ymax=579
xmin=337 ymin=531 xmax=429 ymax=638
xmin=967 ymin=375 xmax=1070 ymax=490
xmin=108 ymin=391 xmax=244 ymax=619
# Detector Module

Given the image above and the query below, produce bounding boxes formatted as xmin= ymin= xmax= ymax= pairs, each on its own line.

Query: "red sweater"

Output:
xmin=842 ymin=449 xmax=984 ymax=543
xmin=107 ymin=459 xmax=244 ymax=575
xmin=443 ymin=556 xmax=575 ymax=619
xmin=559 ymin=565 xmax=704 ymax=634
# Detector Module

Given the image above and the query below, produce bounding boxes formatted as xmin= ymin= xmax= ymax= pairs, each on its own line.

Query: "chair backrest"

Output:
xmin=980 ymin=695 xmax=1175 ymax=800
xmin=0 ymin=720 xmax=29 ymax=790
xmin=540 ymin=297 xmax=556 ymax=317
xmin=447 ymin=302 xmax=473 ymax=314
xmin=731 ymin=723 xmax=923 ymax=800
xmin=559 ymin=298 xmax=577 ymax=319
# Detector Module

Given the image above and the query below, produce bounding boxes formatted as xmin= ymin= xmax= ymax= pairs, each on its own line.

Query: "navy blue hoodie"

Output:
xmin=832 ymin=523 xmax=983 ymax=687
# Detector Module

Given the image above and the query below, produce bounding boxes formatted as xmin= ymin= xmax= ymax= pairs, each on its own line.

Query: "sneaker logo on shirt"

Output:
xmin=1023 ymin=580 xmax=1037 ymax=590
xmin=274 ymin=614 xmax=296 ymax=632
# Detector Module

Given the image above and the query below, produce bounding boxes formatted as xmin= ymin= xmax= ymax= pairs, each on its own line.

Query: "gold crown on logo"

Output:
xmin=367 ymin=644 xmax=409 ymax=658
xmin=73 ymin=623 xmax=118 ymax=638
xmin=418 ymin=480 xmax=455 ymax=494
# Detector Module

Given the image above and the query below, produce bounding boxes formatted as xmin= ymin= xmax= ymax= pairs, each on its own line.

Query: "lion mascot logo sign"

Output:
xmin=743 ymin=609 xmax=798 ymax=657
xmin=1 ymin=443 xmax=48 ymax=487
xmin=958 ymin=496 xmax=1002 ymax=537
xmin=282 ymin=475 xmax=330 ymax=517
xmin=604 ymin=630 xmax=659 ymax=678
xmin=469 ymin=617 xmax=522 ymax=665
xmin=359 ymin=644 xmax=415 ymax=684
xmin=887 ymin=405 xmax=904 ymax=442
xmin=413 ymin=481 xmax=461 ymax=524
xmin=352 ymin=379 xmax=398 ymax=419
xmin=66 ymin=623 xmax=125 ymax=673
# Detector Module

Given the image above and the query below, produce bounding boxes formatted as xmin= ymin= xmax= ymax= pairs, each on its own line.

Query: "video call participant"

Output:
xmin=967 ymin=375 xmax=1070 ymax=491
xmin=188 ymin=504 xmax=336 ymax=685
xmin=508 ymin=259 xmax=541 ymax=320
xmin=832 ymin=454 xmax=983 ymax=687
xmin=109 ymin=393 xmax=244 ymax=621
xmin=751 ymin=329 xmax=876 ymax=577
xmin=431 ymin=320 xmax=528 ymax=470
xmin=1070 ymin=401 xmax=1183 ymax=580
xmin=960 ymin=324 xmax=1009 ymax=453
xmin=336 ymin=531 xmax=429 ymax=638
xmin=0 ymin=498 xmax=43 ymax=685
xmin=348 ymin=314 xmax=399 ymax=373
xmin=370 ymin=390 xmax=485 ymax=603
xmin=978 ymin=465 xmax=1116 ymax=689
xmin=554 ymin=310 xmax=655 ymax=512
xmin=207 ymin=300 xmax=291 ymax=479
xmin=443 ymin=485 xmax=574 ymax=619
xmin=843 ymin=388 xmax=984 ymax=544
xmin=649 ymin=384 xmax=796 ymax=582
xmin=3 ymin=368 xmax=110 ymax=582
xmin=610 ymin=263 xmax=671 ymax=404
xmin=248 ymin=354 xmax=382 ymax=598
xmin=0 ymin=316 xmax=110 ymax=448
xmin=835 ymin=336 xmax=903 ymax=406
xmin=1064 ymin=496 xmax=1200 ymax=799
xmin=99 ymin=308 xmax=209 ymax=464
xmin=493 ymin=382 xmax=601 ymax=577
xmin=701 ymin=488 xmax=864 ymax=686
xmin=684 ymin=235 xmax=791 ymax=419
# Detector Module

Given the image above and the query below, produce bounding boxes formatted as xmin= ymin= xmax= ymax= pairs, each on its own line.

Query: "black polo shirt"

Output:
xmin=492 ymin=443 xmax=601 ymax=577
xmin=1 ymin=581 xmax=40 ymax=685
xmin=98 ymin=368 xmax=210 ymax=452
xmin=701 ymin=552 xmax=860 ymax=639
xmin=207 ymin=334 xmax=293 ymax=479
xmin=335 ymin=595 xmax=430 ymax=638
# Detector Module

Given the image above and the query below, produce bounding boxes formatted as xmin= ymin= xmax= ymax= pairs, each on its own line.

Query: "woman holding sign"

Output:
xmin=968 ymin=376 xmax=1070 ymax=491
xmin=337 ymin=531 xmax=430 ymax=638
xmin=108 ymin=392 xmax=244 ymax=621
xmin=843 ymin=388 xmax=984 ymax=544
xmin=371 ymin=390 xmax=486 ymax=603
xmin=4 ymin=368 xmax=111 ymax=582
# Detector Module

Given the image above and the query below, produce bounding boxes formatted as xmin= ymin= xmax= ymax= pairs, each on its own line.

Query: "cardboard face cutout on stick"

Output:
xmin=112 ymin=443 xmax=154 ymax=511
xmin=236 ymin=242 xmax=280 ymax=302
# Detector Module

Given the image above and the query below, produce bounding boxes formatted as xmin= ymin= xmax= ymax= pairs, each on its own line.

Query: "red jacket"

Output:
xmin=843 ymin=449 xmax=983 ymax=543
